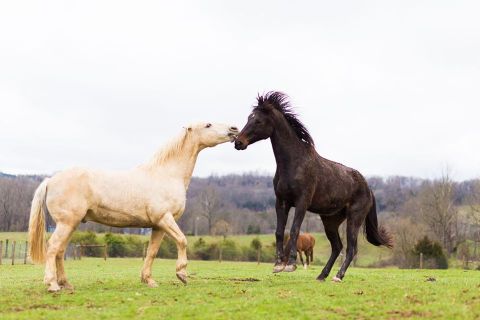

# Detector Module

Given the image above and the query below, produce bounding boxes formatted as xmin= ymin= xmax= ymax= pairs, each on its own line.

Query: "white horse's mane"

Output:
xmin=141 ymin=128 xmax=193 ymax=169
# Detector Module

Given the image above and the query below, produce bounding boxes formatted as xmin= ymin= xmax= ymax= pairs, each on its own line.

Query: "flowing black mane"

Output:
xmin=255 ymin=92 xmax=315 ymax=146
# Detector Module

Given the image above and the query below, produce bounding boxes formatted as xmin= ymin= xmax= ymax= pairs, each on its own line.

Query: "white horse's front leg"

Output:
xmin=141 ymin=229 xmax=166 ymax=288
xmin=159 ymin=212 xmax=188 ymax=284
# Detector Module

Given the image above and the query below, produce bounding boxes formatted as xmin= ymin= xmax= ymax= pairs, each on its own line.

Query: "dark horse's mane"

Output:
xmin=255 ymin=92 xmax=315 ymax=146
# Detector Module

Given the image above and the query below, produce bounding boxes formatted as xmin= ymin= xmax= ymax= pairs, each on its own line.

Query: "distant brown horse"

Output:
xmin=284 ymin=233 xmax=316 ymax=269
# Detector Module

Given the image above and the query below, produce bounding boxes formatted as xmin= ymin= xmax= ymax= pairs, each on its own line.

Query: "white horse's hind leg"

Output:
xmin=44 ymin=223 xmax=75 ymax=292
xmin=141 ymin=229 xmax=166 ymax=288
xmin=159 ymin=213 xmax=188 ymax=284
xmin=57 ymin=248 xmax=74 ymax=290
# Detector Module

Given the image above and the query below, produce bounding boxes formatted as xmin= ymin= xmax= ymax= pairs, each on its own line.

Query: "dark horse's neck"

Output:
xmin=270 ymin=112 xmax=312 ymax=172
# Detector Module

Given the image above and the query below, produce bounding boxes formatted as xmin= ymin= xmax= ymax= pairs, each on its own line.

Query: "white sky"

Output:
xmin=0 ymin=1 xmax=479 ymax=180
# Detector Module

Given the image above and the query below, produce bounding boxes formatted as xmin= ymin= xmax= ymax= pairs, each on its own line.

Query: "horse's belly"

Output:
xmin=85 ymin=207 xmax=153 ymax=228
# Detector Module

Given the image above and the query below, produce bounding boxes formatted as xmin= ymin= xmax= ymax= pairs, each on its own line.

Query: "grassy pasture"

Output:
xmin=0 ymin=258 xmax=479 ymax=319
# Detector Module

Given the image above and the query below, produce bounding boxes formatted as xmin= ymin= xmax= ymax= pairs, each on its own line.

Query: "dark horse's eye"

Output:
xmin=206 ymin=123 xmax=212 ymax=128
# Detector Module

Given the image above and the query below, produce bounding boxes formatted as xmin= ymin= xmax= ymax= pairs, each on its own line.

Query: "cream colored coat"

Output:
xmin=28 ymin=122 xmax=238 ymax=292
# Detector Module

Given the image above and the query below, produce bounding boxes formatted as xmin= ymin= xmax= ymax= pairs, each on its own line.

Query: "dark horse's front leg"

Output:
xmin=284 ymin=203 xmax=308 ymax=272
xmin=273 ymin=199 xmax=290 ymax=273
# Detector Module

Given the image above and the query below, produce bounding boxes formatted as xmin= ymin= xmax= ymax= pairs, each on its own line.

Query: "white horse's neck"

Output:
xmin=140 ymin=131 xmax=204 ymax=188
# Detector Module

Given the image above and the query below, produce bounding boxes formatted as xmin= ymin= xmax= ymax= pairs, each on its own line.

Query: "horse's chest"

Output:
xmin=274 ymin=179 xmax=298 ymax=202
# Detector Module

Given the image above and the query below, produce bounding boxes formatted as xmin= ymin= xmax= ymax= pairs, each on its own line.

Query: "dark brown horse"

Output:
xmin=234 ymin=92 xmax=392 ymax=282
xmin=284 ymin=233 xmax=316 ymax=269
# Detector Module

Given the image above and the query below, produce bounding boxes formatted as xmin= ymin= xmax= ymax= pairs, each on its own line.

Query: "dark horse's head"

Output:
xmin=234 ymin=91 xmax=314 ymax=150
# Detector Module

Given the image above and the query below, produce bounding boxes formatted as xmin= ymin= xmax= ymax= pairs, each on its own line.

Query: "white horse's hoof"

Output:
xmin=332 ymin=276 xmax=342 ymax=283
xmin=176 ymin=272 xmax=187 ymax=285
xmin=48 ymin=283 xmax=61 ymax=293
xmin=273 ymin=264 xmax=285 ymax=273
xmin=284 ymin=264 xmax=297 ymax=273
xmin=147 ymin=280 xmax=158 ymax=288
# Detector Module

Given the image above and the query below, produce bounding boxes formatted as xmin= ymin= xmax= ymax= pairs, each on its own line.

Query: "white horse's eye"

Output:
xmin=206 ymin=123 xmax=212 ymax=128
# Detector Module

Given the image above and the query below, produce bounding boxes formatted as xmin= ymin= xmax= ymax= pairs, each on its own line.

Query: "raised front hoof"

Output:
xmin=283 ymin=264 xmax=297 ymax=273
xmin=47 ymin=283 xmax=61 ymax=293
xmin=332 ymin=276 xmax=343 ymax=283
xmin=273 ymin=264 xmax=286 ymax=273
xmin=176 ymin=272 xmax=188 ymax=285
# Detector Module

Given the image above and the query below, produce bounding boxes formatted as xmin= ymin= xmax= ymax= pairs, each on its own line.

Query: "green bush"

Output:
xmin=104 ymin=233 xmax=127 ymax=257
xmin=192 ymin=238 xmax=215 ymax=260
xmin=70 ymin=231 xmax=102 ymax=257
xmin=412 ymin=236 xmax=448 ymax=269
xmin=157 ymin=236 xmax=177 ymax=259
xmin=219 ymin=239 xmax=241 ymax=261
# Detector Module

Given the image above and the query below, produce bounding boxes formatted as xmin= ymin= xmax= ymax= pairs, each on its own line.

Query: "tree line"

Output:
xmin=1 ymin=171 xmax=479 ymax=267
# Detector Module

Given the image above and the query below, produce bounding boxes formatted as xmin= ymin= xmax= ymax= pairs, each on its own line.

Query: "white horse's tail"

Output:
xmin=28 ymin=178 xmax=49 ymax=264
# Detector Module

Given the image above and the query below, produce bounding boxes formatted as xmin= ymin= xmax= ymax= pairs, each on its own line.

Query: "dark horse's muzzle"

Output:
xmin=234 ymin=138 xmax=248 ymax=150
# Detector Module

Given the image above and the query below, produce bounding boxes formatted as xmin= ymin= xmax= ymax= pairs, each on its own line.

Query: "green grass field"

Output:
xmin=0 ymin=258 xmax=479 ymax=319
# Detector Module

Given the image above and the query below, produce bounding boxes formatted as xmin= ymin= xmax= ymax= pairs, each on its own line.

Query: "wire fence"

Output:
xmin=0 ymin=239 xmax=107 ymax=265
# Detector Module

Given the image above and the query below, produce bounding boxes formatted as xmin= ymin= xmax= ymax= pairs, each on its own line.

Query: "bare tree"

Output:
xmin=212 ymin=219 xmax=232 ymax=238
xmin=199 ymin=187 xmax=221 ymax=235
xmin=390 ymin=217 xmax=427 ymax=267
xmin=419 ymin=171 xmax=459 ymax=254
xmin=0 ymin=179 xmax=15 ymax=231
xmin=467 ymin=180 xmax=480 ymax=259
xmin=0 ymin=177 xmax=38 ymax=231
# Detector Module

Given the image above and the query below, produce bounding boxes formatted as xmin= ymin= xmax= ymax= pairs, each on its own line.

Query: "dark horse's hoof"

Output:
xmin=273 ymin=264 xmax=286 ymax=273
xmin=283 ymin=264 xmax=297 ymax=272
xmin=316 ymin=276 xmax=327 ymax=282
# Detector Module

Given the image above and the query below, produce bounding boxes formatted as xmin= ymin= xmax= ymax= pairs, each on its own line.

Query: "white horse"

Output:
xmin=28 ymin=122 xmax=238 ymax=292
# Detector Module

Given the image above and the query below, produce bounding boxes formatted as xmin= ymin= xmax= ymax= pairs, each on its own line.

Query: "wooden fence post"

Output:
xmin=218 ymin=244 xmax=223 ymax=263
xmin=5 ymin=239 xmax=9 ymax=258
xmin=0 ymin=240 xmax=3 ymax=265
xmin=11 ymin=241 xmax=16 ymax=265
xmin=104 ymin=244 xmax=108 ymax=261
xmin=420 ymin=253 xmax=424 ymax=269
xmin=24 ymin=241 xmax=28 ymax=264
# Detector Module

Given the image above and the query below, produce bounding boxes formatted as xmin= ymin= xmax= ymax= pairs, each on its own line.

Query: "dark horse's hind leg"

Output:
xmin=273 ymin=199 xmax=291 ymax=273
xmin=317 ymin=212 xmax=346 ymax=281
xmin=333 ymin=206 xmax=366 ymax=282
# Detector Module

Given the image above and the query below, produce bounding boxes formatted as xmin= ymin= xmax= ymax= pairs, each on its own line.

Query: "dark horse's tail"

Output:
xmin=364 ymin=193 xmax=393 ymax=248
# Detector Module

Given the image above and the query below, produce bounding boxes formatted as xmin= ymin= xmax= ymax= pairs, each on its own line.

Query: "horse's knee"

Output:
xmin=178 ymin=236 xmax=187 ymax=250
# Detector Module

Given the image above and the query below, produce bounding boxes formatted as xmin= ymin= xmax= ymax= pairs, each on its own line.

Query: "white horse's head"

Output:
xmin=188 ymin=122 xmax=239 ymax=148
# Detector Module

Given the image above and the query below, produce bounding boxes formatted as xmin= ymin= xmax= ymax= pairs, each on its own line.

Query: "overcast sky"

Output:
xmin=0 ymin=1 xmax=478 ymax=181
